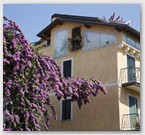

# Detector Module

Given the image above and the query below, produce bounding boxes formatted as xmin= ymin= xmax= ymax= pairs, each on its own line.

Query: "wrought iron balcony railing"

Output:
xmin=120 ymin=67 xmax=140 ymax=84
xmin=121 ymin=113 xmax=140 ymax=130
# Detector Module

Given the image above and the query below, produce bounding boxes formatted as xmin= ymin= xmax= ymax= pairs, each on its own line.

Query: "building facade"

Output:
xmin=34 ymin=14 xmax=140 ymax=131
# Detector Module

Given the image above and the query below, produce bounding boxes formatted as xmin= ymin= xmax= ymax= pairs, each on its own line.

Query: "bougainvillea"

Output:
xmin=3 ymin=16 xmax=108 ymax=131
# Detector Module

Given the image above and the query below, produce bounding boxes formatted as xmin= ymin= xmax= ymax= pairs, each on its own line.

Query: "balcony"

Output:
xmin=121 ymin=113 xmax=140 ymax=131
xmin=120 ymin=67 xmax=140 ymax=91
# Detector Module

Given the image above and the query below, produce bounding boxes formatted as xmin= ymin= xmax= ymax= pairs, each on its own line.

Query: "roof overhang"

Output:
xmin=37 ymin=19 xmax=62 ymax=39
xmin=37 ymin=18 xmax=140 ymax=40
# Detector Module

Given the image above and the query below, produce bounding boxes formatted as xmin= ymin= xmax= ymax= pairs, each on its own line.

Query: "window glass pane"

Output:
xmin=127 ymin=55 xmax=136 ymax=82
xmin=65 ymin=99 xmax=71 ymax=119
xmin=62 ymin=99 xmax=71 ymax=120
xmin=63 ymin=60 xmax=71 ymax=78
xmin=129 ymin=96 xmax=138 ymax=114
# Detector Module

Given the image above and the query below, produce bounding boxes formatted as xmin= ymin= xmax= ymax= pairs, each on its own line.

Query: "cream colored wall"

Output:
xmin=118 ymin=87 xmax=140 ymax=130
xmin=38 ymin=22 xmax=122 ymax=130
xmin=43 ymin=85 xmax=119 ymax=131
xmin=39 ymin=22 xmax=121 ymax=58
xmin=56 ymin=43 xmax=118 ymax=82
xmin=117 ymin=32 xmax=140 ymax=83
xmin=37 ymin=22 xmax=121 ymax=83
xmin=117 ymin=33 xmax=140 ymax=130
xmin=38 ymin=21 xmax=133 ymax=130
xmin=51 ymin=22 xmax=121 ymax=82
xmin=117 ymin=38 xmax=140 ymax=79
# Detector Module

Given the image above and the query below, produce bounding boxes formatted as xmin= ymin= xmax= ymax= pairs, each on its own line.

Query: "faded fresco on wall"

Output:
xmin=53 ymin=29 xmax=68 ymax=59
xmin=83 ymin=31 xmax=117 ymax=51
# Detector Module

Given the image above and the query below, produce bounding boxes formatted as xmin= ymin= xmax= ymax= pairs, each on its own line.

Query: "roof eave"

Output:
xmin=37 ymin=18 xmax=140 ymax=40
xmin=37 ymin=19 xmax=61 ymax=39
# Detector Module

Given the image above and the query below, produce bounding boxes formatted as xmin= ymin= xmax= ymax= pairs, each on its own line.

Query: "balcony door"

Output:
xmin=129 ymin=95 xmax=138 ymax=129
xmin=127 ymin=55 xmax=136 ymax=82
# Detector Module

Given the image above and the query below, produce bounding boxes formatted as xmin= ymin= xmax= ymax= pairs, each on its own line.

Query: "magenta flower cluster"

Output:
xmin=3 ymin=16 xmax=108 ymax=131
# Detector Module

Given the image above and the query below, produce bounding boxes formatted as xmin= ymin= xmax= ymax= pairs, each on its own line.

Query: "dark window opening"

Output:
xmin=71 ymin=27 xmax=82 ymax=51
xmin=47 ymin=39 xmax=50 ymax=47
xmin=62 ymin=99 xmax=71 ymax=120
xmin=72 ymin=27 xmax=81 ymax=38
xmin=63 ymin=60 xmax=72 ymax=78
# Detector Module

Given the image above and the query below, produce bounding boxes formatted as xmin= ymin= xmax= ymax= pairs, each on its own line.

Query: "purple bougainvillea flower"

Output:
xmin=3 ymin=16 xmax=107 ymax=131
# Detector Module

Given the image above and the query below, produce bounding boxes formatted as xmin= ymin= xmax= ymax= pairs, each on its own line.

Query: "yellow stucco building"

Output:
xmin=33 ymin=14 xmax=140 ymax=131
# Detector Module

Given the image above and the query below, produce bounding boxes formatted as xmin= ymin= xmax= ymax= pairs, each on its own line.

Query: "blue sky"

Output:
xmin=3 ymin=4 xmax=140 ymax=43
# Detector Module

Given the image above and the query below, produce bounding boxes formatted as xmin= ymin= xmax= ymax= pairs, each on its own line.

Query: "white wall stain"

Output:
xmin=54 ymin=29 xmax=68 ymax=59
xmin=83 ymin=30 xmax=117 ymax=51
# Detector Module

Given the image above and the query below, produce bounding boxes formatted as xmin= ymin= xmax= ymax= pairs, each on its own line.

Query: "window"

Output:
xmin=63 ymin=59 xmax=72 ymax=78
xmin=61 ymin=99 xmax=71 ymax=120
xmin=128 ymin=95 xmax=139 ymax=129
xmin=127 ymin=55 xmax=136 ymax=82
xmin=69 ymin=27 xmax=82 ymax=51
xmin=61 ymin=59 xmax=72 ymax=120
xmin=129 ymin=96 xmax=138 ymax=114
xmin=47 ymin=39 xmax=50 ymax=47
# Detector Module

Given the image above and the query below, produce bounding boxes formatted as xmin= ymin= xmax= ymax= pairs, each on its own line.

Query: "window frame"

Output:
xmin=127 ymin=94 xmax=140 ymax=115
xmin=60 ymin=58 xmax=73 ymax=121
xmin=60 ymin=97 xmax=73 ymax=121
xmin=61 ymin=58 xmax=73 ymax=78
xmin=127 ymin=94 xmax=140 ymax=130
xmin=126 ymin=53 xmax=137 ymax=69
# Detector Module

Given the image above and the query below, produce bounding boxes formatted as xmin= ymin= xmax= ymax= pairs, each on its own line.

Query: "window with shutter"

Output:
xmin=63 ymin=60 xmax=72 ymax=78
xmin=62 ymin=99 xmax=71 ymax=120
xmin=61 ymin=59 xmax=72 ymax=120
